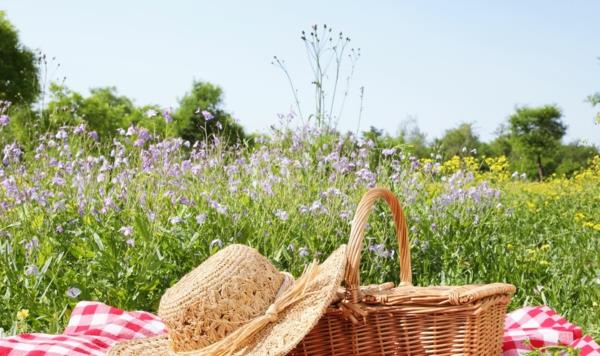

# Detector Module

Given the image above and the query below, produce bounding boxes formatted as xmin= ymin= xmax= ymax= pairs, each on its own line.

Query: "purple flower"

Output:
xmin=52 ymin=175 xmax=66 ymax=186
xmin=145 ymin=109 xmax=158 ymax=118
xmin=382 ymin=148 xmax=396 ymax=157
xmin=66 ymin=287 xmax=81 ymax=299
xmin=119 ymin=226 xmax=133 ymax=237
xmin=163 ymin=108 xmax=173 ymax=124
xmin=298 ymin=247 xmax=310 ymax=257
xmin=169 ymin=216 xmax=182 ymax=225
xmin=368 ymin=243 xmax=395 ymax=259
xmin=201 ymin=110 xmax=214 ymax=121
xmin=210 ymin=201 xmax=227 ymax=215
xmin=126 ymin=238 xmax=135 ymax=247
xmin=216 ymin=121 xmax=223 ymax=130
xmin=88 ymin=131 xmax=99 ymax=141
xmin=0 ymin=115 xmax=10 ymax=126
xmin=209 ymin=239 xmax=223 ymax=249
xmin=138 ymin=128 xmax=151 ymax=141
xmin=274 ymin=209 xmax=289 ymax=221
xmin=23 ymin=237 xmax=39 ymax=252
xmin=195 ymin=213 xmax=207 ymax=225
xmin=73 ymin=124 xmax=86 ymax=134
xmin=55 ymin=130 xmax=68 ymax=140
xmin=25 ymin=265 xmax=39 ymax=276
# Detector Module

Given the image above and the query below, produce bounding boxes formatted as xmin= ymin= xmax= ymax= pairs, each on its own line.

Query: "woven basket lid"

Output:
xmin=108 ymin=244 xmax=347 ymax=355
xmin=354 ymin=283 xmax=516 ymax=306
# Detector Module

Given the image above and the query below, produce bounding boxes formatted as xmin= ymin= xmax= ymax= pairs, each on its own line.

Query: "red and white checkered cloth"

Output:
xmin=0 ymin=302 xmax=166 ymax=356
xmin=503 ymin=306 xmax=600 ymax=355
xmin=0 ymin=303 xmax=598 ymax=355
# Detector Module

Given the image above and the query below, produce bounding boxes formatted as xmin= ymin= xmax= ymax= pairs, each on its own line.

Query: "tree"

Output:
xmin=173 ymin=81 xmax=245 ymax=144
xmin=509 ymin=105 xmax=567 ymax=181
xmin=0 ymin=11 xmax=39 ymax=105
xmin=435 ymin=122 xmax=481 ymax=159
xmin=554 ymin=142 xmax=599 ymax=177
xmin=45 ymin=84 xmax=139 ymax=139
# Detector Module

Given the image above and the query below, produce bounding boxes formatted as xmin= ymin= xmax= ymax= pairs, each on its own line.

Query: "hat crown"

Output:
xmin=158 ymin=244 xmax=284 ymax=352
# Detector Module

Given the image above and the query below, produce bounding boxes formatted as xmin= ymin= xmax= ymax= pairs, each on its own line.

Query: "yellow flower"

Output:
xmin=539 ymin=260 xmax=550 ymax=266
xmin=526 ymin=201 xmax=536 ymax=210
xmin=540 ymin=244 xmax=551 ymax=251
xmin=575 ymin=212 xmax=585 ymax=221
xmin=593 ymin=224 xmax=600 ymax=231
xmin=507 ymin=243 xmax=513 ymax=250
xmin=16 ymin=309 xmax=29 ymax=321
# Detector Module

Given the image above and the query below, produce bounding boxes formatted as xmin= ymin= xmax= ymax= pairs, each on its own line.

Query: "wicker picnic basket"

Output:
xmin=290 ymin=188 xmax=516 ymax=355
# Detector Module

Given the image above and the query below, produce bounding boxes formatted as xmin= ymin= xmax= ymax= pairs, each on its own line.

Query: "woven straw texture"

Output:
xmin=290 ymin=187 xmax=516 ymax=355
xmin=109 ymin=244 xmax=347 ymax=356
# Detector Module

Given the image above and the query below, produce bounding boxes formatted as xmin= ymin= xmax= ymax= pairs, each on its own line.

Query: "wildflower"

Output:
xmin=145 ymin=109 xmax=158 ymax=118
xmin=195 ymin=213 xmax=207 ymax=225
xmin=25 ymin=265 xmax=39 ymax=276
xmin=210 ymin=201 xmax=227 ymax=215
xmin=209 ymin=239 xmax=223 ymax=249
xmin=507 ymin=243 xmax=513 ymax=250
xmin=73 ymin=124 xmax=86 ymax=134
xmin=298 ymin=247 xmax=310 ymax=257
xmin=55 ymin=130 xmax=68 ymax=140
xmin=430 ymin=223 xmax=437 ymax=231
xmin=126 ymin=238 xmax=135 ymax=247
xmin=368 ymin=243 xmax=394 ymax=258
xmin=274 ymin=209 xmax=289 ymax=221
xmin=201 ymin=110 xmax=214 ymax=121
xmin=169 ymin=216 xmax=182 ymax=225
xmin=23 ymin=237 xmax=39 ymax=252
xmin=594 ymin=224 xmax=600 ymax=231
xmin=216 ymin=121 xmax=223 ymax=130
xmin=66 ymin=287 xmax=81 ymax=299
xmin=162 ymin=108 xmax=173 ymax=123
xmin=16 ymin=309 xmax=29 ymax=321
xmin=52 ymin=175 xmax=66 ymax=186
xmin=119 ymin=226 xmax=133 ymax=237
xmin=381 ymin=148 xmax=396 ymax=157
xmin=88 ymin=131 xmax=99 ymax=141
xmin=0 ymin=114 xmax=9 ymax=126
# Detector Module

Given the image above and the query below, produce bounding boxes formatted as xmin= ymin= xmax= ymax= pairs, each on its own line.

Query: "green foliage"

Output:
xmin=0 ymin=11 xmax=40 ymax=105
xmin=435 ymin=122 xmax=481 ymax=159
xmin=509 ymin=105 xmax=567 ymax=180
xmin=173 ymin=81 xmax=245 ymax=144
xmin=554 ymin=143 xmax=599 ymax=177
xmin=45 ymin=84 xmax=141 ymax=139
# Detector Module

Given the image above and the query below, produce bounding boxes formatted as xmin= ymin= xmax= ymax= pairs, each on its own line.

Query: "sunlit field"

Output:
xmin=1 ymin=121 xmax=598 ymax=339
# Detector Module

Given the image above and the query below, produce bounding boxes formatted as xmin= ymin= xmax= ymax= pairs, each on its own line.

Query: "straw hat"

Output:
xmin=108 ymin=243 xmax=347 ymax=355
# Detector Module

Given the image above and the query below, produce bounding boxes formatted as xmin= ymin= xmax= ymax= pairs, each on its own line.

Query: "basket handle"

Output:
xmin=344 ymin=188 xmax=412 ymax=303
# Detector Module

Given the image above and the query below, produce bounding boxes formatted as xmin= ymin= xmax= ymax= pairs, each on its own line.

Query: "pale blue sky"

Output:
xmin=3 ymin=1 xmax=599 ymax=143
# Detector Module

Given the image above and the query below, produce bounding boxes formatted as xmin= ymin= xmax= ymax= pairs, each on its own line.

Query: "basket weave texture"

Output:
xmin=290 ymin=188 xmax=516 ymax=355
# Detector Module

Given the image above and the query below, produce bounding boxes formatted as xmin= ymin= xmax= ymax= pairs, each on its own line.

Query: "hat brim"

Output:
xmin=108 ymin=245 xmax=347 ymax=356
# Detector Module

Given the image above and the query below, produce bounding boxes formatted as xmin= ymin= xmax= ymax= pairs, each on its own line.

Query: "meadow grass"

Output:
xmin=1 ymin=122 xmax=599 ymax=340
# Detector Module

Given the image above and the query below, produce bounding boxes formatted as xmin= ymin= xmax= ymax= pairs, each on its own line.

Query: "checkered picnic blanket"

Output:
xmin=0 ymin=303 xmax=598 ymax=355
